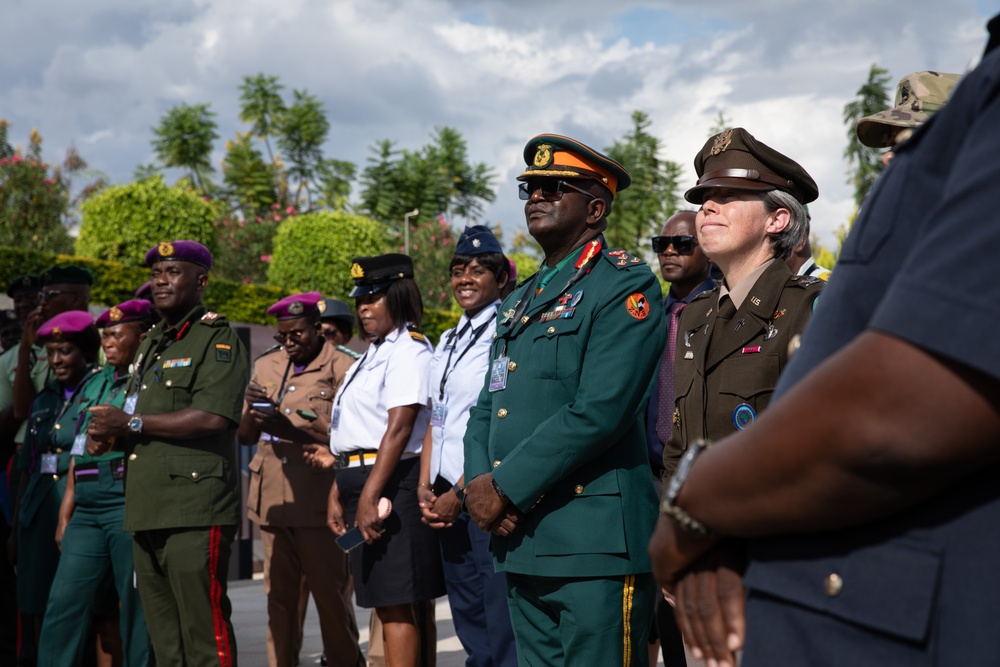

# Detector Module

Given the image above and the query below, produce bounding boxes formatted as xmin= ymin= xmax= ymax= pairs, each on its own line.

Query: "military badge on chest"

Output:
xmin=540 ymin=290 xmax=582 ymax=322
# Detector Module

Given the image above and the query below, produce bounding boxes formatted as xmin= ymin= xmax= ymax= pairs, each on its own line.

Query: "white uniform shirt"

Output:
xmin=427 ymin=301 xmax=499 ymax=486
xmin=329 ymin=324 xmax=432 ymax=458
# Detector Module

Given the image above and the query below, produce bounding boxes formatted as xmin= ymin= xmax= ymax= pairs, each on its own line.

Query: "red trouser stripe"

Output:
xmin=209 ymin=525 xmax=233 ymax=667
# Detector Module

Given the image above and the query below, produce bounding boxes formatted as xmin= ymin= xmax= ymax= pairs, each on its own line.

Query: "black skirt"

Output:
xmin=337 ymin=456 xmax=446 ymax=608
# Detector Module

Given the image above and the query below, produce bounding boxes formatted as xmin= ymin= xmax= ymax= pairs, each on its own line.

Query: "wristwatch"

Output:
xmin=452 ymin=482 xmax=466 ymax=502
xmin=128 ymin=415 xmax=143 ymax=434
xmin=661 ymin=438 xmax=715 ymax=537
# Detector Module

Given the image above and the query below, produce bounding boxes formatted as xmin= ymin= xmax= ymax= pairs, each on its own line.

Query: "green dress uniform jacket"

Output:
xmin=464 ymin=241 xmax=666 ymax=578
xmin=16 ymin=367 xmax=102 ymax=614
xmin=123 ymin=304 xmax=249 ymax=531
xmin=663 ymin=260 xmax=823 ymax=478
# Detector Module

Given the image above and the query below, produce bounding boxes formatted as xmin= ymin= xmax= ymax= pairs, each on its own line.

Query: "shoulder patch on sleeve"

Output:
xmin=625 ymin=292 xmax=652 ymax=320
xmin=603 ymin=247 xmax=647 ymax=270
xmin=215 ymin=343 xmax=233 ymax=363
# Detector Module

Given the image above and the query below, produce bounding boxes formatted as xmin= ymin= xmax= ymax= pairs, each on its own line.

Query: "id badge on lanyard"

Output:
xmin=123 ymin=391 xmax=139 ymax=416
xmin=330 ymin=406 xmax=341 ymax=431
xmin=489 ymin=355 xmax=509 ymax=392
xmin=41 ymin=453 xmax=58 ymax=475
xmin=430 ymin=399 xmax=448 ymax=426
xmin=71 ymin=432 xmax=87 ymax=456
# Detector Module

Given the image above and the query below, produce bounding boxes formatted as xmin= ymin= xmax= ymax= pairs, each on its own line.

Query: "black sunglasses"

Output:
xmin=518 ymin=179 xmax=597 ymax=201
xmin=651 ymin=235 xmax=698 ymax=256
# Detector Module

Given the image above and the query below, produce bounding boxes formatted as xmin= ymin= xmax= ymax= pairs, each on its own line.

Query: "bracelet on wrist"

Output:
xmin=491 ymin=477 xmax=508 ymax=503
xmin=418 ymin=481 xmax=433 ymax=491
xmin=659 ymin=500 xmax=716 ymax=538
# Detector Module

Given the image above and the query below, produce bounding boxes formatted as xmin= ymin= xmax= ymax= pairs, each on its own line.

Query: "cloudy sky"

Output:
xmin=2 ymin=0 xmax=994 ymax=249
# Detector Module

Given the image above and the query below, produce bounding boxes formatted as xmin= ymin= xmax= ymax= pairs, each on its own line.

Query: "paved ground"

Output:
xmin=230 ymin=578 xmax=702 ymax=666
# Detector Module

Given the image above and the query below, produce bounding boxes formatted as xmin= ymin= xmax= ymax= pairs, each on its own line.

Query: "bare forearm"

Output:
xmin=12 ymin=348 xmax=36 ymax=420
xmin=682 ymin=331 xmax=1000 ymax=536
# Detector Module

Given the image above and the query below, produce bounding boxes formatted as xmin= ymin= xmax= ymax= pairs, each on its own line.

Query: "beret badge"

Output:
xmin=158 ymin=241 xmax=175 ymax=257
xmin=288 ymin=301 xmax=304 ymax=316
xmin=109 ymin=307 xmax=124 ymax=322
xmin=711 ymin=129 xmax=733 ymax=156
xmin=51 ymin=327 xmax=62 ymax=339
xmin=351 ymin=262 xmax=364 ymax=279
xmin=533 ymin=144 xmax=553 ymax=169
xmin=317 ymin=300 xmax=327 ymax=314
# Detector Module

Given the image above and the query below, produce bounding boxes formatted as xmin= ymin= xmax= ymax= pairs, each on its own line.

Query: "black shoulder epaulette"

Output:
xmin=602 ymin=248 xmax=647 ymax=270
xmin=255 ymin=343 xmax=283 ymax=360
xmin=789 ymin=275 xmax=822 ymax=287
xmin=407 ymin=324 xmax=428 ymax=344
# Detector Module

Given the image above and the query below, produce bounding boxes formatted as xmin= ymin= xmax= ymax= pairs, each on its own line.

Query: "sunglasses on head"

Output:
xmin=518 ymin=179 xmax=596 ymax=201
xmin=651 ymin=235 xmax=698 ymax=255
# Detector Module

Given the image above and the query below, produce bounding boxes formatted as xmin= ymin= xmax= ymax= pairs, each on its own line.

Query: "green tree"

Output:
xmin=152 ymin=103 xmax=219 ymax=194
xmin=315 ymin=158 xmax=356 ymax=212
xmin=267 ymin=211 xmax=386 ymax=298
xmin=843 ymin=64 xmax=892 ymax=209
xmin=708 ymin=110 xmax=733 ymax=137
xmin=239 ymin=73 xmax=286 ymax=169
xmin=0 ymin=121 xmax=73 ymax=253
xmin=76 ymin=176 xmax=218 ymax=266
xmin=277 ymin=89 xmax=330 ymax=209
xmin=604 ymin=110 xmax=683 ymax=254
xmin=359 ymin=127 xmax=496 ymax=226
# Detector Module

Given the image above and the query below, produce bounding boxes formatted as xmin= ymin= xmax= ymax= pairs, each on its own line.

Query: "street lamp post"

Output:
xmin=403 ymin=208 xmax=420 ymax=255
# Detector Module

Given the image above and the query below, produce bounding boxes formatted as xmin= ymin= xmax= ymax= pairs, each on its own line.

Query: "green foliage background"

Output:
xmin=267 ymin=211 xmax=387 ymax=298
xmin=75 ymin=176 xmax=219 ymax=265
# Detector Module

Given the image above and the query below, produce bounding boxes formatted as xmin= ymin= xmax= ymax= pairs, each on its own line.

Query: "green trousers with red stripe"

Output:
xmin=505 ymin=572 xmax=655 ymax=667
xmin=133 ymin=525 xmax=237 ymax=667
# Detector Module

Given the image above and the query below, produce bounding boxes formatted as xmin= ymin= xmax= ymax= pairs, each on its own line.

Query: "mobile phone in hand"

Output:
xmin=335 ymin=497 xmax=393 ymax=553
xmin=251 ymin=402 xmax=275 ymax=416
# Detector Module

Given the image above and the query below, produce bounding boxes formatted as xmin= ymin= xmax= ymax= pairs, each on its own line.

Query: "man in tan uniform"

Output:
xmin=238 ymin=291 xmax=363 ymax=667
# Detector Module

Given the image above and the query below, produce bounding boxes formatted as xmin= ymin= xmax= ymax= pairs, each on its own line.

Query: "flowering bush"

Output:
xmin=212 ymin=201 xmax=297 ymax=284
xmin=402 ymin=215 xmax=459 ymax=309
xmin=0 ymin=122 xmax=73 ymax=254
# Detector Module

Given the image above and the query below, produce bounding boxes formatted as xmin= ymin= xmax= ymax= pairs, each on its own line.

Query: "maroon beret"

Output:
xmin=267 ymin=291 xmax=323 ymax=321
xmin=96 ymin=299 xmax=153 ymax=328
xmin=145 ymin=240 xmax=213 ymax=270
xmin=37 ymin=310 xmax=95 ymax=342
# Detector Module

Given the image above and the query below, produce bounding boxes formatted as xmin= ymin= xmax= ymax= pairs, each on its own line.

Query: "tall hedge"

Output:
xmin=75 ymin=176 xmax=218 ymax=266
xmin=268 ymin=211 xmax=386 ymax=298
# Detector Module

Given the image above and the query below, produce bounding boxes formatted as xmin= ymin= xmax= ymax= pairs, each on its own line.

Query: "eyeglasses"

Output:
xmin=518 ymin=179 xmax=597 ymax=201
xmin=273 ymin=329 xmax=309 ymax=344
xmin=40 ymin=289 xmax=66 ymax=302
xmin=651 ymin=235 xmax=698 ymax=256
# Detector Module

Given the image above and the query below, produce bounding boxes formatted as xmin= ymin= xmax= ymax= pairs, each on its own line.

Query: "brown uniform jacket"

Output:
xmin=663 ymin=260 xmax=823 ymax=478
xmin=246 ymin=340 xmax=355 ymax=527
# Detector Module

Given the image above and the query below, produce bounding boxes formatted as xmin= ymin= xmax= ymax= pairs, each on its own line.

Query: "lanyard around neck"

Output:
xmin=438 ymin=310 xmax=494 ymax=400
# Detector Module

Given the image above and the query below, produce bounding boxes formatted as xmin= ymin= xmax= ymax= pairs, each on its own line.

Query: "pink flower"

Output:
xmin=0 ymin=158 xmax=7 ymax=167
xmin=260 ymin=254 xmax=272 ymax=262
xmin=43 ymin=178 xmax=53 ymax=186
xmin=430 ymin=236 xmax=436 ymax=242
xmin=285 ymin=206 xmax=296 ymax=214
xmin=256 ymin=216 xmax=263 ymax=223
xmin=238 ymin=220 xmax=245 ymax=227
xmin=242 ymin=277 xmax=251 ymax=284
xmin=11 ymin=155 xmax=20 ymax=164
xmin=272 ymin=203 xmax=280 ymax=210
xmin=273 ymin=214 xmax=281 ymax=221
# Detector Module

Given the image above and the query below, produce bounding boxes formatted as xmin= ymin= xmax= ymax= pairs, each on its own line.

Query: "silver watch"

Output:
xmin=128 ymin=415 xmax=143 ymax=434
xmin=664 ymin=438 xmax=710 ymax=505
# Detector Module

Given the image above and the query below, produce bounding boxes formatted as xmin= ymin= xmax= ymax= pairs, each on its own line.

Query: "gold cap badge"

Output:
xmin=710 ymin=129 xmax=733 ymax=156
xmin=317 ymin=300 xmax=327 ymax=313
xmin=351 ymin=262 xmax=364 ymax=279
xmin=158 ymin=241 xmax=175 ymax=257
xmin=288 ymin=301 xmax=304 ymax=315
xmin=51 ymin=327 xmax=62 ymax=339
xmin=109 ymin=307 xmax=123 ymax=322
xmin=533 ymin=144 xmax=553 ymax=168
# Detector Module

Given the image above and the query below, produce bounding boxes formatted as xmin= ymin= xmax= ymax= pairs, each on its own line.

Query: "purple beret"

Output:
xmin=96 ymin=299 xmax=153 ymax=328
xmin=145 ymin=240 xmax=213 ymax=270
xmin=135 ymin=280 xmax=153 ymax=299
xmin=507 ymin=259 xmax=518 ymax=283
xmin=37 ymin=310 xmax=95 ymax=342
xmin=267 ymin=291 xmax=323 ymax=320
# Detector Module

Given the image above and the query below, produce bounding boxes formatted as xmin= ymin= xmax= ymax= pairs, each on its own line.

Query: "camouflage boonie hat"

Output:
xmin=856 ymin=71 xmax=961 ymax=148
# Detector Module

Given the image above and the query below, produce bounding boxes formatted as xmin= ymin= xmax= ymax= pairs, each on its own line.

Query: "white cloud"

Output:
xmin=0 ymin=0 xmax=991 ymax=251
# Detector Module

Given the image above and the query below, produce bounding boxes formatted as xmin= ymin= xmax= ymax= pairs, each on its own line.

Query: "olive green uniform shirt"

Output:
xmin=122 ymin=304 xmax=249 ymax=532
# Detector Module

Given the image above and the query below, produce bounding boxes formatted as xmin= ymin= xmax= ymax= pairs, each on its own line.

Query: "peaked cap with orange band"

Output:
xmin=517 ymin=134 xmax=632 ymax=198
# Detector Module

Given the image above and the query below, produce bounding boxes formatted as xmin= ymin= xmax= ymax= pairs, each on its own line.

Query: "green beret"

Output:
xmin=41 ymin=265 xmax=95 ymax=287
xmin=6 ymin=274 xmax=40 ymax=297
xmin=685 ymin=128 xmax=818 ymax=205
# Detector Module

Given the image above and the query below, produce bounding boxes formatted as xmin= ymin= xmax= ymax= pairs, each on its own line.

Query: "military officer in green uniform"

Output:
xmin=38 ymin=299 xmax=156 ymax=667
xmin=661 ymin=128 xmax=824 ymax=482
xmin=11 ymin=311 xmax=102 ymax=651
xmin=463 ymin=134 xmax=666 ymax=666
xmin=88 ymin=240 xmax=249 ymax=667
